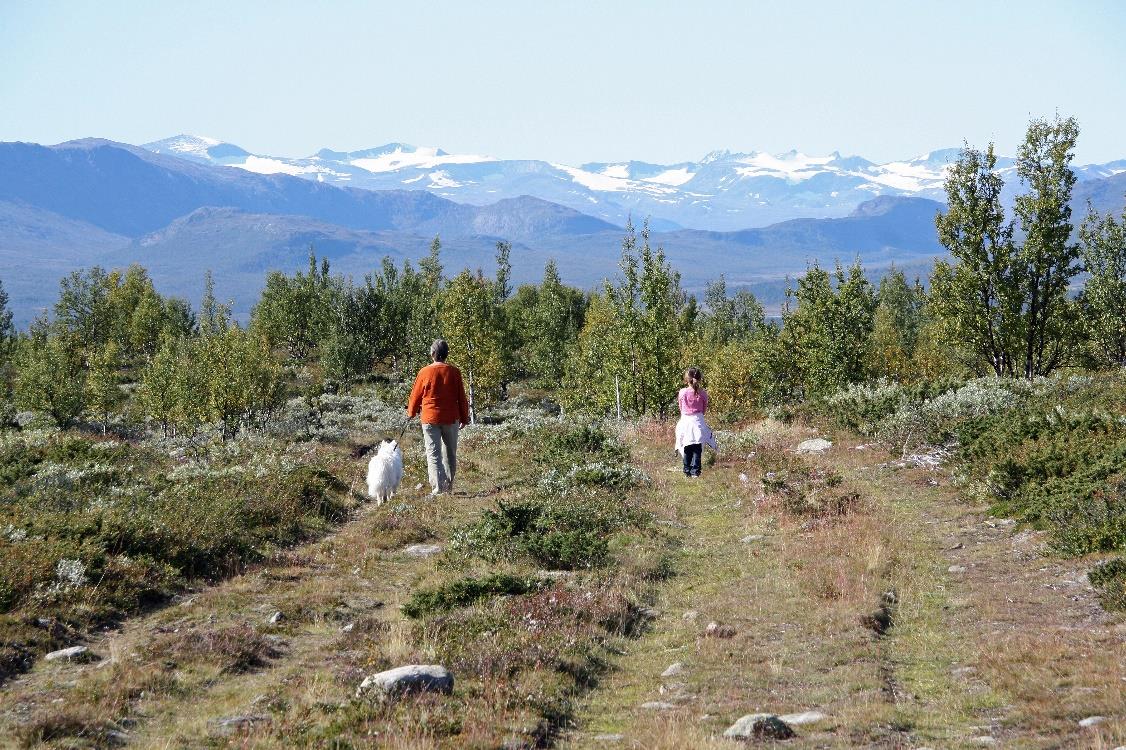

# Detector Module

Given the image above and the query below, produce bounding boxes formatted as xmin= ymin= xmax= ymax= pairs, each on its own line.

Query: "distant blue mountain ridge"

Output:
xmin=1 ymin=136 xmax=1123 ymax=325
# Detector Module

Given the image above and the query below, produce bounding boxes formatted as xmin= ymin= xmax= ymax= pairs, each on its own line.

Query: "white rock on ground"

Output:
xmin=682 ymin=610 xmax=698 ymax=622
xmin=1079 ymin=715 xmax=1107 ymax=728
xmin=403 ymin=544 xmax=442 ymax=558
xmin=212 ymin=715 xmax=271 ymax=736
xmin=639 ymin=701 xmax=677 ymax=710
xmin=660 ymin=662 xmax=684 ymax=678
xmin=267 ymin=611 xmax=284 ymax=625
xmin=741 ymin=534 xmax=765 ymax=544
xmin=356 ymin=664 xmax=453 ymax=698
xmin=723 ymin=713 xmax=795 ymax=740
xmin=796 ymin=438 xmax=832 ymax=454
xmin=44 ymin=646 xmax=92 ymax=662
xmin=779 ymin=710 xmax=828 ymax=725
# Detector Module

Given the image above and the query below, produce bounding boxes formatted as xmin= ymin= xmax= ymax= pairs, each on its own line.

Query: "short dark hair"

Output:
xmin=431 ymin=339 xmax=449 ymax=362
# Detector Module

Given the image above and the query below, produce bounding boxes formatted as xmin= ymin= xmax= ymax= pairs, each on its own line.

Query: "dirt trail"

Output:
xmin=563 ymin=424 xmax=1125 ymax=749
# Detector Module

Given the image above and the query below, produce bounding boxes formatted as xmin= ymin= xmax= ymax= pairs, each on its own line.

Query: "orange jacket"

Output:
xmin=406 ymin=362 xmax=470 ymax=426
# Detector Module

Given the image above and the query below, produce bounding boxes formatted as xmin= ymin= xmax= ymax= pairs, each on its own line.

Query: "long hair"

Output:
xmin=684 ymin=366 xmax=703 ymax=394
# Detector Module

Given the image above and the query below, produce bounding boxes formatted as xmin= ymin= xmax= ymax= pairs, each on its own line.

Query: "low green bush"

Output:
xmin=0 ymin=432 xmax=347 ymax=628
xmin=401 ymin=573 xmax=548 ymax=619
xmin=534 ymin=422 xmax=629 ymax=468
xmin=449 ymin=493 xmax=645 ymax=569
xmin=1088 ymin=557 xmax=1126 ymax=611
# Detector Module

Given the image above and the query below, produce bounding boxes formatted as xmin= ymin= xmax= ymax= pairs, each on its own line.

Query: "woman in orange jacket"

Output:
xmin=406 ymin=339 xmax=470 ymax=495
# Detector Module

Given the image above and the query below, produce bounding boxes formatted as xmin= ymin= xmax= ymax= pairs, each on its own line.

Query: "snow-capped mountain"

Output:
xmin=142 ymin=135 xmax=1126 ymax=231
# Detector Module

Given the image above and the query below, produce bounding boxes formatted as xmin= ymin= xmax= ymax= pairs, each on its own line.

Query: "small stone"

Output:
xmin=796 ymin=438 xmax=833 ymax=454
xmin=948 ymin=565 xmax=967 ymax=574
xmin=414 ymin=483 xmax=424 ymax=491
xmin=703 ymin=621 xmax=736 ymax=638
xmin=661 ymin=662 xmax=684 ymax=678
xmin=106 ymin=730 xmax=130 ymax=746
xmin=952 ymin=666 xmax=976 ymax=676
xmin=682 ymin=610 xmax=699 ymax=622
xmin=340 ymin=622 xmax=355 ymax=633
xmin=403 ymin=544 xmax=442 ymax=558
xmin=741 ymin=534 xmax=764 ymax=544
xmin=970 ymin=738 xmax=997 ymax=746
xmin=1078 ymin=715 xmax=1106 ymax=728
xmin=356 ymin=664 xmax=453 ymax=698
xmin=212 ymin=714 xmax=271 ymax=736
xmin=640 ymin=701 xmax=677 ymax=710
xmin=779 ymin=710 xmax=828 ymax=725
xmin=44 ymin=646 xmax=94 ymax=663
xmin=593 ymin=734 xmax=624 ymax=742
xmin=738 ymin=473 xmax=749 ymax=484
xmin=723 ymin=713 xmax=795 ymax=740
xmin=267 ymin=611 xmax=284 ymax=625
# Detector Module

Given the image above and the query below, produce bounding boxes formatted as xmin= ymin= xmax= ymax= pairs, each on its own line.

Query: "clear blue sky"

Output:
xmin=2 ymin=0 xmax=1124 ymax=164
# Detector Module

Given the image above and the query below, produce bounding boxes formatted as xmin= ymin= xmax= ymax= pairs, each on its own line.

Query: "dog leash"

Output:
xmin=397 ymin=415 xmax=413 ymax=442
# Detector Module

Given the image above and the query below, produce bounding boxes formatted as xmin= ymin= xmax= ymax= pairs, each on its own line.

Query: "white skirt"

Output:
xmin=675 ymin=413 xmax=717 ymax=455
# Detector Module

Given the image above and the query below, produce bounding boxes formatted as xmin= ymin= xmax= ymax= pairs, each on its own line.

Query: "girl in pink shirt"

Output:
xmin=674 ymin=366 xmax=716 ymax=477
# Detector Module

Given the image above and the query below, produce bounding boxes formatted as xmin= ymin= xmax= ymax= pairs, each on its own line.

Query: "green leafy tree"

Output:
xmin=1078 ymin=202 xmax=1126 ymax=367
xmin=13 ymin=333 xmax=85 ymax=426
xmin=86 ymin=340 xmax=124 ymax=434
xmin=1012 ymin=114 xmax=1081 ymax=376
xmin=199 ymin=271 xmax=231 ymax=338
xmin=697 ymin=275 xmax=767 ymax=345
xmin=322 ymin=279 xmax=383 ymax=381
xmin=517 ymin=260 xmax=586 ymax=386
xmin=868 ymin=267 xmax=927 ymax=379
xmin=138 ymin=338 xmax=189 ymax=437
xmin=931 ymin=143 xmax=1024 ymax=376
xmin=564 ymin=221 xmax=687 ymax=418
xmin=0 ymin=278 xmax=14 ymax=398
xmin=561 ymin=291 xmax=626 ymax=416
xmin=932 ymin=117 xmax=1082 ymax=378
xmin=252 ymin=248 xmax=336 ymax=360
xmin=53 ymin=266 xmax=112 ymax=362
xmin=783 ymin=261 xmax=876 ymax=398
xmin=442 ymin=269 xmax=506 ymax=423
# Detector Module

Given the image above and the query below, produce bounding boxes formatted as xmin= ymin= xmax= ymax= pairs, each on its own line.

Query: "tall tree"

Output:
xmin=1013 ymin=114 xmax=1081 ymax=376
xmin=1078 ymin=202 xmax=1126 ymax=367
xmin=868 ymin=267 xmax=927 ymax=379
xmin=86 ymin=341 xmax=124 ymax=434
xmin=931 ymin=143 xmax=1024 ymax=376
xmin=252 ymin=248 xmax=336 ymax=360
xmin=783 ymin=261 xmax=876 ymax=398
xmin=13 ymin=334 xmax=85 ymax=427
xmin=0 ymin=278 xmax=14 ymax=395
xmin=199 ymin=271 xmax=230 ymax=338
xmin=442 ymin=270 xmax=506 ymax=423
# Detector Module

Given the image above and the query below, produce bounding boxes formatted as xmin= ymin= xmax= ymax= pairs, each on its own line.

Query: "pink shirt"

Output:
xmin=678 ymin=386 xmax=708 ymax=416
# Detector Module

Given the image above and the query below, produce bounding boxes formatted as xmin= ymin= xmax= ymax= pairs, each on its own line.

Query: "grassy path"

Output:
xmin=0 ymin=429 xmax=513 ymax=748
xmin=564 ymin=421 xmax=1125 ymax=749
xmin=2 ymin=418 xmax=1122 ymax=748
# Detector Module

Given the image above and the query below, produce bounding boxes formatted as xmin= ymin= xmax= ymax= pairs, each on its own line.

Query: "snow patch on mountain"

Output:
xmin=350 ymin=146 xmax=494 ymax=173
xmin=645 ymin=168 xmax=696 ymax=186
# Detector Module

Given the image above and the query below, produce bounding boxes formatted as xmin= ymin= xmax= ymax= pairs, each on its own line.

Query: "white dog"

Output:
xmin=366 ymin=439 xmax=404 ymax=505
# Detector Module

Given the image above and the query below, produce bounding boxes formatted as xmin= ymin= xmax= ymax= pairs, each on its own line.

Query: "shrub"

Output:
xmin=449 ymin=493 xmax=645 ymax=570
xmin=401 ymin=574 xmax=548 ymax=619
xmin=534 ymin=422 xmax=629 ymax=468
xmin=1088 ymin=557 xmax=1126 ymax=611
xmin=152 ymin=622 xmax=280 ymax=673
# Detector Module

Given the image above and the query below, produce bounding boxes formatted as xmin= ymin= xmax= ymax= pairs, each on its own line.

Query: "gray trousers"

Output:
xmin=421 ymin=422 xmax=459 ymax=491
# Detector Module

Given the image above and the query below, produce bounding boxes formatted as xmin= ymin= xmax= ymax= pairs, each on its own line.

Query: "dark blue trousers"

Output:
xmin=682 ymin=443 xmax=702 ymax=477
